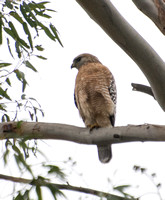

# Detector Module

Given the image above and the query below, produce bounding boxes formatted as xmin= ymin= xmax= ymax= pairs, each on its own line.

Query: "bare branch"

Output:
xmin=131 ymin=83 xmax=155 ymax=99
xmin=0 ymin=173 xmax=128 ymax=199
xmin=132 ymin=0 xmax=165 ymax=35
xmin=1 ymin=122 xmax=165 ymax=145
xmin=75 ymin=0 xmax=165 ymax=111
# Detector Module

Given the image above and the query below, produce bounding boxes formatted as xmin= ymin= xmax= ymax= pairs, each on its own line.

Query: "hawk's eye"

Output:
xmin=76 ymin=57 xmax=81 ymax=62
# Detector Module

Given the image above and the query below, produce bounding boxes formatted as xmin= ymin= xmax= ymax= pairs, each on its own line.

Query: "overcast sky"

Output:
xmin=1 ymin=0 xmax=165 ymax=199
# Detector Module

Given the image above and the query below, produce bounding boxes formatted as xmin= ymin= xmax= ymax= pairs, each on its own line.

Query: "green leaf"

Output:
xmin=13 ymin=145 xmax=33 ymax=176
xmin=114 ymin=185 xmax=131 ymax=193
xmin=14 ymin=192 xmax=23 ymax=200
xmin=36 ymin=1 xmax=50 ymax=9
xmin=2 ymin=114 xmax=10 ymax=122
xmin=5 ymin=0 xmax=13 ymax=9
xmin=0 ymin=104 xmax=7 ymax=112
xmin=14 ymin=69 xmax=28 ymax=92
xmin=44 ymin=165 xmax=66 ymax=180
xmin=0 ymin=63 xmax=11 ymax=68
xmin=23 ymin=2 xmax=38 ymax=22
xmin=15 ymin=41 xmax=21 ymax=58
xmin=20 ymin=4 xmax=36 ymax=28
xmin=36 ymin=55 xmax=47 ymax=60
xmin=34 ymin=9 xmax=51 ymax=19
xmin=14 ymin=69 xmax=25 ymax=82
xmin=12 ymin=144 xmax=21 ymax=154
xmin=9 ymin=11 xmax=24 ymax=24
xmin=24 ymin=60 xmax=37 ymax=72
xmin=7 ymin=38 xmax=14 ymax=58
xmin=29 ymin=111 xmax=34 ymax=121
xmin=0 ymin=87 xmax=11 ymax=100
xmin=50 ymin=24 xmax=63 ymax=47
xmin=9 ymin=21 xmax=19 ymax=38
xmin=6 ymin=78 xmax=11 ymax=86
xmin=38 ymin=22 xmax=55 ymax=41
xmin=3 ymin=148 xmax=9 ymax=165
xmin=0 ymin=17 xmax=2 ymax=45
xmin=21 ymin=94 xmax=26 ymax=100
xmin=46 ymin=184 xmax=64 ymax=200
xmin=35 ymin=45 xmax=44 ymax=51
xmin=22 ymin=78 xmax=27 ymax=92
xmin=23 ymin=22 xmax=33 ymax=50
xmin=17 ymin=38 xmax=30 ymax=49
xmin=17 ymin=120 xmax=24 ymax=129
xmin=4 ymin=27 xmax=16 ymax=40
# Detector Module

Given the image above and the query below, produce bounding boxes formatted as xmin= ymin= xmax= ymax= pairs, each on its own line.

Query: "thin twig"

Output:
xmin=0 ymin=173 xmax=129 ymax=200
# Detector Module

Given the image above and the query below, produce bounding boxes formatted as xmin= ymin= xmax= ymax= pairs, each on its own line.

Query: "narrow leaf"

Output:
xmin=35 ymin=45 xmax=44 ymax=51
xmin=20 ymin=4 xmax=36 ymax=28
xmin=0 ymin=63 xmax=11 ymax=68
xmin=38 ymin=22 xmax=55 ymax=41
xmin=5 ymin=0 xmax=13 ymax=9
xmin=14 ymin=69 xmax=24 ymax=81
xmin=0 ymin=104 xmax=7 ymax=112
xmin=36 ymin=55 xmax=47 ymax=60
xmin=0 ymin=17 xmax=2 ymax=44
xmin=7 ymin=38 xmax=14 ymax=58
xmin=9 ymin=11 xmax=24 ymax=24
xmin=23 ymin=22 xmax=33 ymax=50
xmin=15 ymin=41 xmax=21 ymax=58
xmin=25 ymin=60 xmax=37 ymax=72
xmin=9 ymin=21 xmax=20 ymax=38
xmin=22 ymin=78 xmax=27 ymax=92
xmin=17 ymin=38 xmax=30 ymax=49
xmin=50 ymin=24 xmax=63 ymax=47
xmin=6 ymin=78 xmax=11 ymax=86
xmin=0 ymin=87 xmax=11 ymax=100
xmin=4 ymin=27 xmax=16 ymax=40
xmin=36 ymin=1 xmax=50 ymax=9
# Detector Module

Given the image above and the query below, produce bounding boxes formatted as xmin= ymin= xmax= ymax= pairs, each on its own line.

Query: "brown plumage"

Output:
xmin=71 ymin=53 xmax=117 ymax=163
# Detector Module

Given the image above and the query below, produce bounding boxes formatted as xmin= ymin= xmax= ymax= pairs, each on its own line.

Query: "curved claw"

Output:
xmin=87 ymin=123 xmax=100 ymax=131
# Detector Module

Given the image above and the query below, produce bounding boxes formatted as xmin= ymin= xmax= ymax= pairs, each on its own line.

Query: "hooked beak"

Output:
xmin=71 ymin=63 xmax=75 ymax=69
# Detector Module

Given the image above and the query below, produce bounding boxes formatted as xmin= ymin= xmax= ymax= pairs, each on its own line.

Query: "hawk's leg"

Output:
xmin=87 ymin=124 xmax=100 ymax=132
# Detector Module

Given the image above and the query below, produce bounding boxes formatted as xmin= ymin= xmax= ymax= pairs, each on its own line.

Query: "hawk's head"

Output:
xmin=71 ymin=53 xmax=101 ymax=70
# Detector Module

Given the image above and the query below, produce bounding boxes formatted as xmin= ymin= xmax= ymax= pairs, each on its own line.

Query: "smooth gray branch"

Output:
xmin=0 ymin=173 xmax=128 ymax=199
xmin=1 ymin=122 xmax=165 ymax=145
xmin=75 ymin=0 xmax=165 ymax=111
xmin=131 ymin=83 xmax=155 ymax=99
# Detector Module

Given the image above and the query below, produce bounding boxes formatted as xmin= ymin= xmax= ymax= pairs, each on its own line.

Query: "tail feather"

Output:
xmin=97 ymin=145 xmax=112 ymax=163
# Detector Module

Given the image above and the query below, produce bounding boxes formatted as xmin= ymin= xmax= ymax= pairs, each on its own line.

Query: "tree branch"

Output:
xmin=1 ymin=122 xmax=165 ymax=145
xmin=132 ymin=0 xmax=165 ymax=35
xmin=131 ymin=83 xmax=155 ymax=99
xmin=0 ymin=173 xmax=129 ymax=200
xmin=75 ymin=0 xmax=165 ymax=111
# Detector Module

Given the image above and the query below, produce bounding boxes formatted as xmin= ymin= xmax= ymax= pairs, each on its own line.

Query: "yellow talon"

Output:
xmin=87 ymin=123 xmax=100 ymax=131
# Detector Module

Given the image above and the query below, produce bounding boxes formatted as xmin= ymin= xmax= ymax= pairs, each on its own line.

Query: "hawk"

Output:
xmin=71 ymin=53 xmax=117 ymax=163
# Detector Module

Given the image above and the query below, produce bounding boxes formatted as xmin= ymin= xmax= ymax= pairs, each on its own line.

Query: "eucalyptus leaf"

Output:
xmin=25 ymin=60 xmax=37 ymax=72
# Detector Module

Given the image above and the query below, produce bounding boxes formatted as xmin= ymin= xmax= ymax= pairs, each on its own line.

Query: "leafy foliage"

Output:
xmin=0 ymin=1 xmax=65 ymax=200
xmin=0 ymin=0 xmax=62 ymax=122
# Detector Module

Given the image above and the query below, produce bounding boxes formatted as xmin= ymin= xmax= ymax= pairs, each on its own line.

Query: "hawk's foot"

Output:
xmin=87 ymin=123 xmax=100 ymax=132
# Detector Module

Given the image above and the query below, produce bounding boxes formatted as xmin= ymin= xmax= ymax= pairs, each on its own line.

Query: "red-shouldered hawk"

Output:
xmin=71 ymin=53 xmax=117 ymax=163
